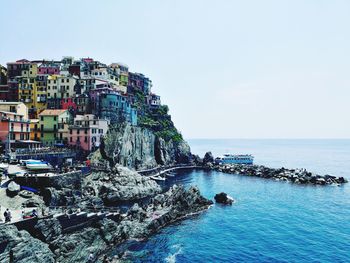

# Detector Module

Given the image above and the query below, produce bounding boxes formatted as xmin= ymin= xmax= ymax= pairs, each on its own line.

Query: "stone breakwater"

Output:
xmin=214 ymin=164 xmax=348 ymax=185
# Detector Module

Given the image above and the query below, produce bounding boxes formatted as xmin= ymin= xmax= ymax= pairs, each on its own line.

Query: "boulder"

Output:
xmin=203 ymin=152 xmax=214 ymax=165
xmin=84 ymin=166 xmax=161 ymax=203
xmin=0 ymin=225 xmax=55 ymax=262
xmin=214 ymin=192 xmax=234 ymax=205
xmin=34 ymin=218 xmax=62 ymax=242
xmin=6 ymin=181 xmax=21 ymax=197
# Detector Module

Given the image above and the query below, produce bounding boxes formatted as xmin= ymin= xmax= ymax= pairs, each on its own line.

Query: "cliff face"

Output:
xmin=97 ymin=123 xmax=191 ymax=169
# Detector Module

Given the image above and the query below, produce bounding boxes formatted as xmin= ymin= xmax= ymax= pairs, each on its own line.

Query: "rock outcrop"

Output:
xmin=93 ymin=123 xmax=192 ymax=169
xmin=17 ymin=184 xmax=212 ymax=263
xmin=214 ymin=192 xmax=234 ymax=205
xmin=83 ymin=165 xmax=162 ymax=203
xmin=0 ymin=225 xmax=55 ymax=263
xmin=203 ymin=151 xmax=214 ymax=165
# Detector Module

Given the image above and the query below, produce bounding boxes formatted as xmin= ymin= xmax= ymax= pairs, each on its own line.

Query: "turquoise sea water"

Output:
xmin=114 ymin=139 xmax=350 ymax=262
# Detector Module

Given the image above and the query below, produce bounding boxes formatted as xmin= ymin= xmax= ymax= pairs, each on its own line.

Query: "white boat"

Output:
xmin=215 ymin=154 xmax=254 ymax=165
xmin=22 ymin=160 xmax=52 ymax=170
xmin=150 ymin=175 xmax=166 ymax=181
xmin=26 ymin=163 xmax=52 ymax=170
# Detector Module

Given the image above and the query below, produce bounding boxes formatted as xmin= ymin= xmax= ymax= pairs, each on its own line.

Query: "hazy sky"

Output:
xmin=1 ymin=0 xmax=349 ymax=139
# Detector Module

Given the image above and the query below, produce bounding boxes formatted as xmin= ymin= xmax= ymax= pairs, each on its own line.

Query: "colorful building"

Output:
xmin=29 ymin=119 xmax=40 ymax=141
xmin=38 ymin=109 xmax=72 ymax=146
xmin=47 ymin=75 xmax=78 ymax=109
xmin=6 ymin=59 xmax=36 ymax=80
xmin=35 ymin=74 xmax=48 ymax=114
xmin=110 ymin=63 xmax=129 ymax=87
xmin=0 ymin=102 xmax=29 ymax=119
xmin=68 ymin=114 xmax=109 ymax=151
xmin=74 ymin=93 xmax=91 ymax=115
xmin=128 ymin=72 xmax=152 ymax=95
xmin=99 ymin=92 xmax=137 ymax=125
xmin=38 ymin=62 xmax=60 ymax=75
xmin=0 ymin=102 xmax=30 ymax=148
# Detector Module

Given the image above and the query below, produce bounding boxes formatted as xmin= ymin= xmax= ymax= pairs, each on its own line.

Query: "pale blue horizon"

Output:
xmin=1 ymin=0 xmax=349 ymax=139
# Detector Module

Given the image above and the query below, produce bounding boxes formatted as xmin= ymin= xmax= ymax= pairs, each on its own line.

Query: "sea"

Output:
xmin=112 ymin=139 xmax=350 ymax=263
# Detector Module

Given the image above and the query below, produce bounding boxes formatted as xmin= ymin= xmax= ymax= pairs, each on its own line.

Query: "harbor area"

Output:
xmin=0 ymin=155 xmax=91 ymax=226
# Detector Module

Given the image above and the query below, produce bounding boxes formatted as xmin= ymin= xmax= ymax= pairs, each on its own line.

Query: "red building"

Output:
xmin=61 ymin=98 xmax=77 ymax=112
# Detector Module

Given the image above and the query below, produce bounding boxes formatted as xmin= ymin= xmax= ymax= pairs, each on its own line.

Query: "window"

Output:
xmin=84 ymin=136 xmax=88 ymax=143
xmin=77 ymin=129 xmax=80 ymax=134
xmin=53 ymin=116 xmax=57 ymax=121
xmin=99 ymin=129 xmax=103 ymax=134
xmin=69 ymin=129 xmax=72 ymax=134
xmin=70 ymin=137 xmax=72 ymax=142
xmin=84 ymin=129 xmax=88 ymax=134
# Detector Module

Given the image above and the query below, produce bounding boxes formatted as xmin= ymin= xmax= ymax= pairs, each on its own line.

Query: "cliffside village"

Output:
xmin=0 ymin=57 xmax=162 ymax=154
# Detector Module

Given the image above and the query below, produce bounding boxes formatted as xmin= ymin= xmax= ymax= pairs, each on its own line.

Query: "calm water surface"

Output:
xmin=113 ymin=140 xmax=350 ymax=263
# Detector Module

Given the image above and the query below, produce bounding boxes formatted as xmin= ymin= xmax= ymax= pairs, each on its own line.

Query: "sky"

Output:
xmin=0 ymin=0 xmax=349 ymax=139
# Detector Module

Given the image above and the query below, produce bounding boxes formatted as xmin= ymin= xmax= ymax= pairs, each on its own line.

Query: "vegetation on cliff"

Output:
xmin=134 ymin=90 xmax=183 ymax=143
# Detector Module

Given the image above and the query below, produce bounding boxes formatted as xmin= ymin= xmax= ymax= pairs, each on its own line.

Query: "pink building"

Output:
xmin=68 ymin=114 xmax=109 ymax=151
xmin=38 ymin=64 xmax=60 ymax=75
xmin=0 ymin=111 xmax=30 ymax=143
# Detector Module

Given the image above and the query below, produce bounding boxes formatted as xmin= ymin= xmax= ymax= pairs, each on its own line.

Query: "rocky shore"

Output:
xmin=0 ymin=184 xmax=212 ymax=262
xmin=214 ymin=164 xmax=348 ymax=185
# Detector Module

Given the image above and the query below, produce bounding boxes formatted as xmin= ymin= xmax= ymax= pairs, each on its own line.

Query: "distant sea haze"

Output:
xmin=112 ymin=139 xmax=350 ymax=262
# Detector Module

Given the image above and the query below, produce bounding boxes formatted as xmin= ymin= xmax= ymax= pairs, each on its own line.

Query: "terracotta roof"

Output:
xmin=39 ymin=109 xmax=68 ymax=116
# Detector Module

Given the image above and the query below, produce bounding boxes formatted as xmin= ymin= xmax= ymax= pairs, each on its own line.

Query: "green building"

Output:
xmin=39 ymin=109 xmax=72 ymax=146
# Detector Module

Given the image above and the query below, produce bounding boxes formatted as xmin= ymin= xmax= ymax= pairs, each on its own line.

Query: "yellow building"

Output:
xmin=35 ymin=75 xmax=48 ymax=115
xmin=29 ymin=119 xmax=40 ymax=141
xmin=17 ymin=63 xmax=38 ymax=118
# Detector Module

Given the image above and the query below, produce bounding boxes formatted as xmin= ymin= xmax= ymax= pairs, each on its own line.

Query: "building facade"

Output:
xmin=68 ymin=114 xmax=109 ymax=151
xmin=38 ymin=109 xmax=72 ymax=145
xmin=0 ymin=102 xmax=30 ymax=148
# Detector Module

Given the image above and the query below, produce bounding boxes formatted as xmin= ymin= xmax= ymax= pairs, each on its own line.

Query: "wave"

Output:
xmin=165 ymin=244 xmax=183 ymax=263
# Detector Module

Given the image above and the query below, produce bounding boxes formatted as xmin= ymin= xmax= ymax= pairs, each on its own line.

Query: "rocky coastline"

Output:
xmin=1 ymin=141 xmax=347 ymax=262
xmin=214 ymin=164 xmax=348 ymax=185
xmin=197 ymin=151 xmax=348 ymax=186
xmin=0 ymin=183 xmax=212 ymax=262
